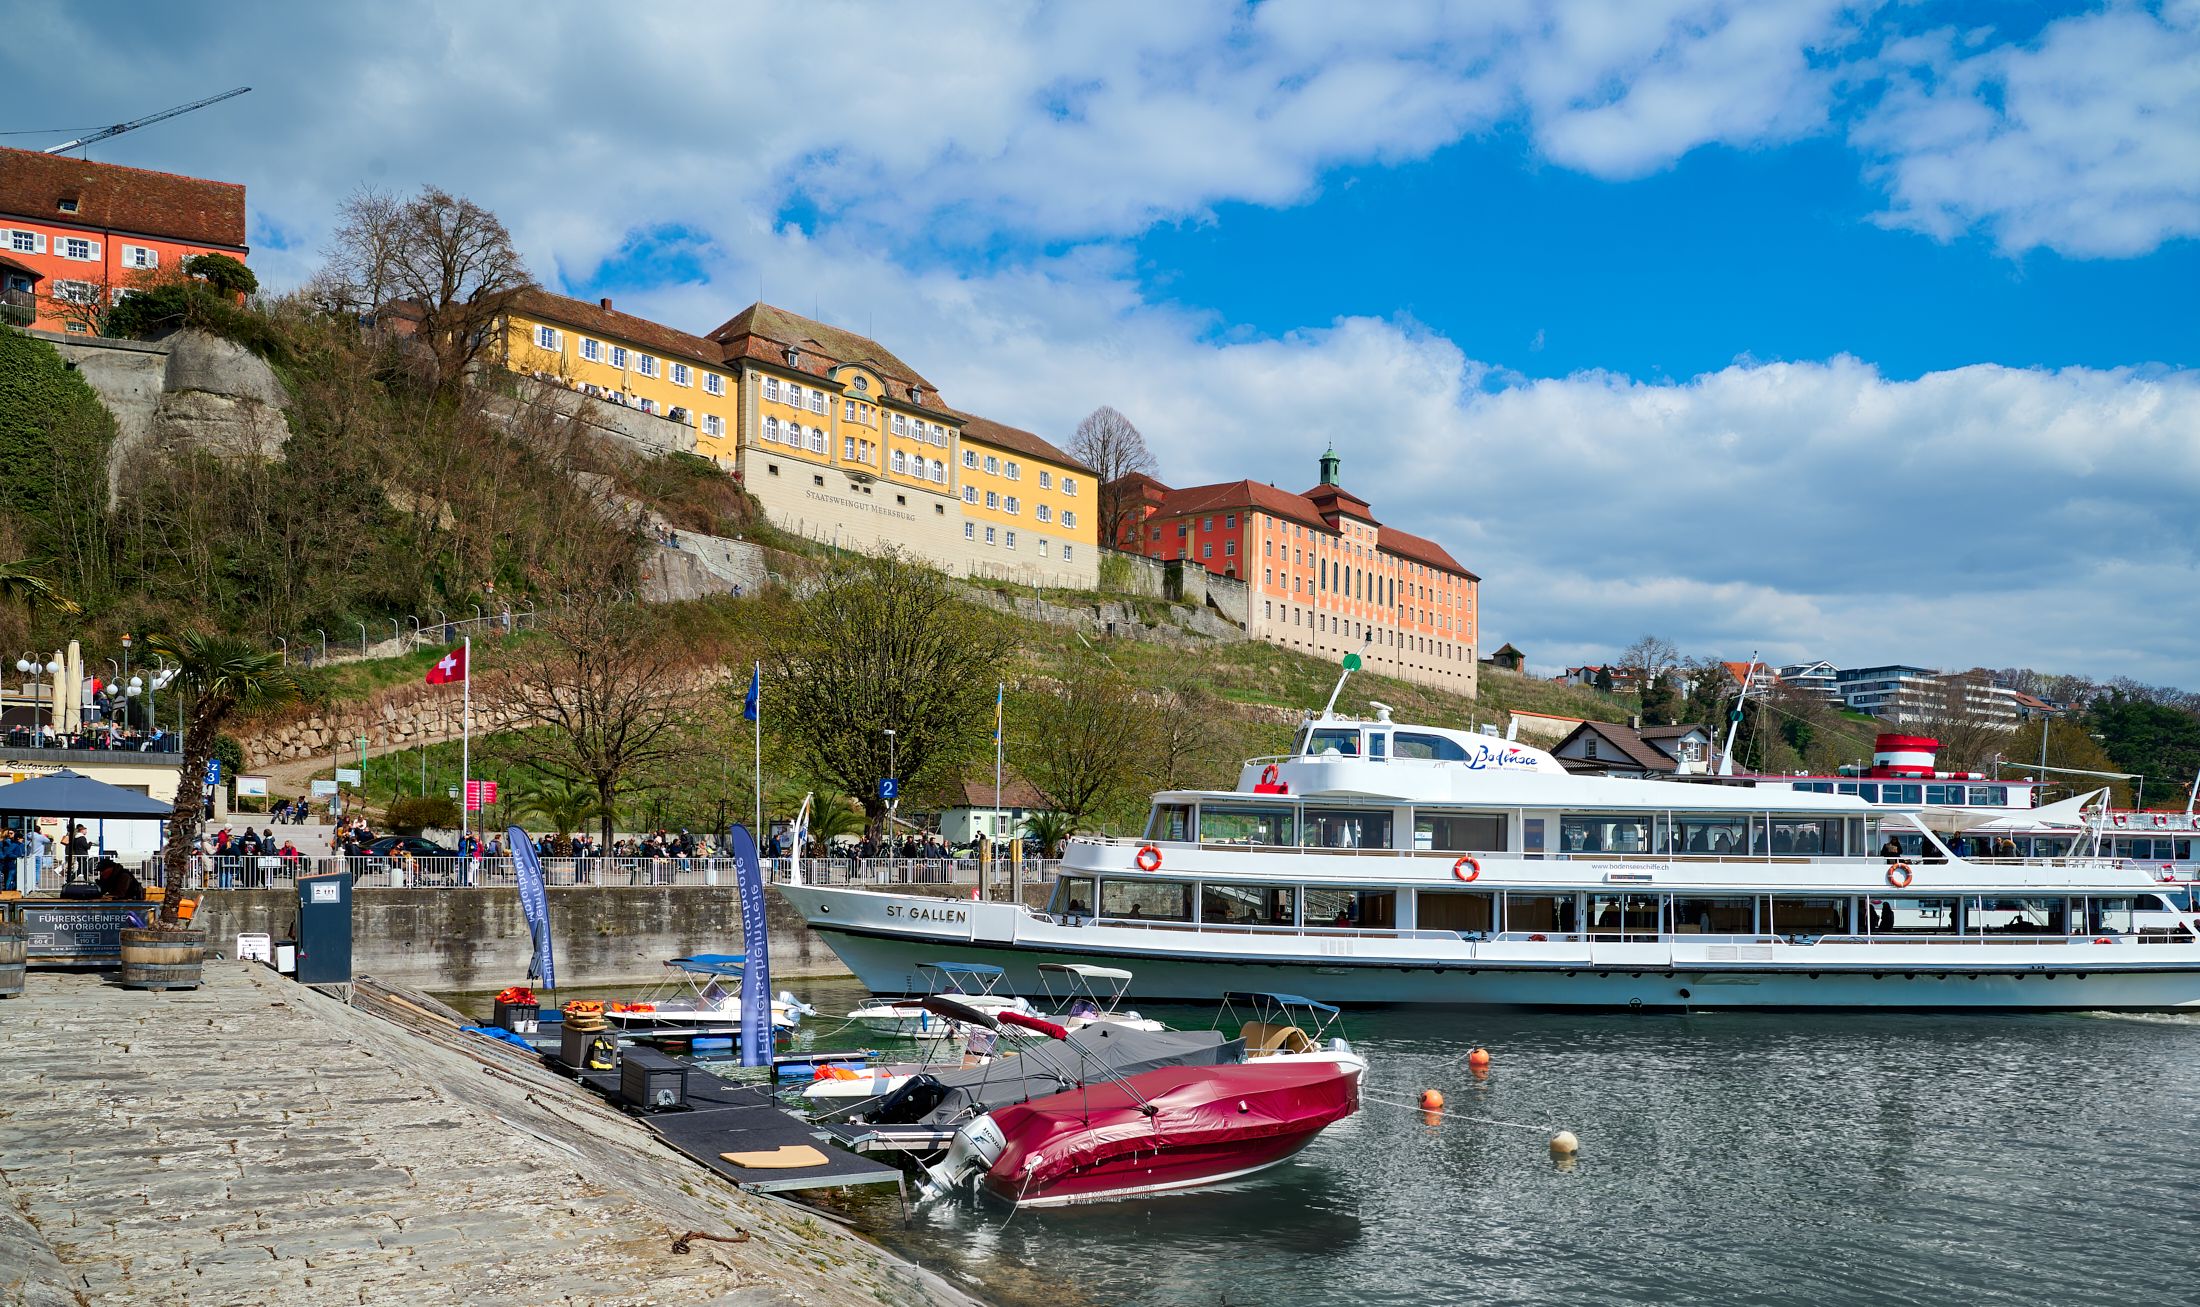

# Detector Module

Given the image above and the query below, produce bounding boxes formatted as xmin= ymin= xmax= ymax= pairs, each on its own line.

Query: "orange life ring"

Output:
xmin=1135 ymin=844 xmax=1162 ymax=872
xmin=1886 ymin=863 xmax=1914 ymax=889
xmin=1259 ymin=764 xmax=1280 ymax=786
xmin=1452 ymin=856 xmax=1480 ymax=882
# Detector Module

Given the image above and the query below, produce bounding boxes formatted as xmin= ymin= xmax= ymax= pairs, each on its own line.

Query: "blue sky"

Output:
xmin=6 ymin=0 xmax=2197 ymax=685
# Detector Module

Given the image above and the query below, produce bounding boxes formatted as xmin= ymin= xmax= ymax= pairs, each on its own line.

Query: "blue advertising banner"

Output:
xmin=728 ymin=823 xmax=771 ymax=1066
xmin=507 ymin=826 xmax=555 ymax=990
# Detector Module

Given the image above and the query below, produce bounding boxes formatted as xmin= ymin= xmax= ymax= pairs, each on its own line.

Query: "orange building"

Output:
xmin=1111 ymin=447 xmax=1480 ymax=694
xmin=0 ymin=147 xmax=247 ymax=333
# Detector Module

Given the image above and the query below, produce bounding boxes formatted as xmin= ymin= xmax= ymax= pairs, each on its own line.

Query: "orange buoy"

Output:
xmin=1419 ymin=1088 xmax=1445 ymax=1110
xmin=1467 ymin=1047 xmax=1491 ymax=1070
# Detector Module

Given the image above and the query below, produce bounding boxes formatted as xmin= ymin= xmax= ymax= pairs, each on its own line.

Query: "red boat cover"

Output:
xmin=981 ymin=1060 xmax=1359 ymax=1196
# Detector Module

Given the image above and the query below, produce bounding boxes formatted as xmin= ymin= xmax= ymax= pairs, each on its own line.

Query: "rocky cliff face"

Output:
xmin=37 ymin=327 xmax=291 ymax=498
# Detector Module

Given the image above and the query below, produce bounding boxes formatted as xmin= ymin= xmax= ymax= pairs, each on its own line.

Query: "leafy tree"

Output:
xmin=320 ymin=186 xmax=532 ymax=391
xmin=2086 ymin=690 xmax=2200 ymax=806
xmin=1638 ymin=672 xmax=1681 ymax=726
xmin=386 ymin=793 xmax=461 ymax=834
xmin=769 ymin=550 xmax=1011 ymax=828
xmin=1022 ymin=808 xmax=1075 ymax=857
xmin=146 ymin=632 xmax=301 ymax=927
xmin=183 ymin=253 xmax=257 ymax=297
xmin=1011 ymin=663 xmax=1155 ymax=835
xmin=507 ymin=774 xmax=608 ymax=843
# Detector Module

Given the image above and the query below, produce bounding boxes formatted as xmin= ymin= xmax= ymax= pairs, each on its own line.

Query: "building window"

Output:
xmin=1266 ymin=568 xmax=1274 ymax=584
xmin=1005 ymin=530 xmax=1018 ymax=549
xmin=6 ymin=230 xmax=40 ymax=254
xmin=1062 ymin=476 xmax=1077 ymax=496
xmin=985 ymin=491 xmax=999 ymax=509
xmin=763 ymin=416 xmax=780 ymax=442
xmin=893 ymin=450 xmax=907 ymax=474
xmin=1039 ymin=470 xmax=1053 ymax=489
xmin=610 ymin=345 xmax=629 ymax=369
xmin=843 ymin=436 xmax=856 ymax=460
xmin=61 ymin=237 xmax=97 ymax=261
xmin=1005 ymin=461 xmax=1020 ymax=480
xmin=1040 ymin=540 xmax=1050 ymax=557
xmin=1202 ymin=517 xmax=1214 ymax=532
xmin=579 ymin=337 xmax=602 ymax=362
xmin=1004 ymin=496 xmax=1019 ymax=515
xmin=1202 ymin=544 xmax=1213 ymax=560
xmin=1036 ymin=504 xmax=1051 ymax=523
xmin=963 ymin=485 xmax=977 ymax=503
xmin=636 ymin=354 xmax=658 ymax=378
xmin=807 ymin=427 xmax=825 ymax=454
xmin=705 ymin=373 xmax=725 ymax=396
xmin=892 ymin=414 xmax=907 ymax=436
xmin=533 ymin=324 xmax=560 ymax=350
xmin=808 ymin=391 xmax=824 ymax=414
xmin=788 ymin=383 xmax=807 ymax=407
xmin=671 ymin=362 xmax=691 ymax=386
xmin=985 ymin=526 xmax=997 ymax=545
xmin=931 ymin=461 xmax=946 ymax=484
xmin=52 ymin=279 xmax=97 ymax=304
xmin=763 ymin=377 xmax=780 ymax=402
xmin=703 ymin=414 xmax=725 ymax=437
xmin=962 ymin=449 xmax=977 ymax=468
xmin=122 ymin=245 xmax=158 ymax=269
xmin=1062 ymin=510 xmax=1076 ymax=529
xmin=1226 ymin=513 xmax=1236 ymax=529
xmin=984 ymin=455 xmax=1000 ymax=474
xmin=964 ymin=522 xmax=975 ymax=540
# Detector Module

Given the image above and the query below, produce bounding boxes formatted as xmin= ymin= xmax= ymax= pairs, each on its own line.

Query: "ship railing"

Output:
xmin=1082 ymin=916 xmax=1466 ymax=943
xmin=1813 ymin=931 xmax=2190 ymax=946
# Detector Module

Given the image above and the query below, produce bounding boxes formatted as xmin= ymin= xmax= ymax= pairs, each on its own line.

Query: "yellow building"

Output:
xmin=951 ymin=411 xmax=1096 ymax=576
xmin=498 ymin=289 xmax=738 ymax=464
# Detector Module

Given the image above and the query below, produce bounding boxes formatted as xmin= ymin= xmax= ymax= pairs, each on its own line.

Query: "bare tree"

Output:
xmin=481 ymin=588 xmax=698 ymax=848
xmin=1071 ymin=406 xmax=1157 ymax=548
xmin=1012 ymin=666 xmax=1156 ymax=834
xmin=320 ymin=186 xmax=531 ymax=391
xmin=1918 ymin=668 xmax=2017 ymax=772
xmin=769 ymin=550 xmax=1011 ymax=829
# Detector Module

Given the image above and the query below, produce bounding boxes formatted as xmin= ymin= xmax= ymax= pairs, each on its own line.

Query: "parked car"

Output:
xmin=364 ymin=835 xmax=454 ymax=859
xmin=355 ymin=835 xmax=458 ymax=883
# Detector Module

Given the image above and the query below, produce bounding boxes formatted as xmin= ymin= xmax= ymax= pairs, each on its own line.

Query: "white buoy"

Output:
xmin=1549 ymin=1129 xmax=1579 ymax=1157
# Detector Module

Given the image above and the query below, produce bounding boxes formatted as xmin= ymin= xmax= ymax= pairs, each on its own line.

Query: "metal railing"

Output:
xmin=0 ymin=854 xmax=1060 ymax=894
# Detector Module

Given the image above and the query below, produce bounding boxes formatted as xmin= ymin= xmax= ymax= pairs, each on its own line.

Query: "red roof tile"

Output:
xmin=705 ymin=302 xmax=940 ymax=405
xmin=947 ymin=410 xmax=1093 ymax=474
xmin=510 ymin=288 xmax=721 ymax=366
xmin=0 ymin=147 xmax=245 ymax=249
xmin=1372 ymin=525 xmax=1477 ymax=580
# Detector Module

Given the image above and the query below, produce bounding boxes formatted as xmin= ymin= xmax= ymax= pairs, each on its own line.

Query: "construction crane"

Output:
xmin=41 ymin=87 xmax=250 ymax=155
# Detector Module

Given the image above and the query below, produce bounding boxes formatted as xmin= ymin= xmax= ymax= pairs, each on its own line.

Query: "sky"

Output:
xmin=5 ymin=1 xmax=2197 ymax=685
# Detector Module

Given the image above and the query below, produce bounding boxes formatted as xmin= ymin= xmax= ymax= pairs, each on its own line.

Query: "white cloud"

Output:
xmin=1855 ymin=2 xmax=2200 ymax=256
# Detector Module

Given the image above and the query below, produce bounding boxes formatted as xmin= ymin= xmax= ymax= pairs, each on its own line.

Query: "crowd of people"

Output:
xmin=1 ymin=725 xmax=178 ymax=753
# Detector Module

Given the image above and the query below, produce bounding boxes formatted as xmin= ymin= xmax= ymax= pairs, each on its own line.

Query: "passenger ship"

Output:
xmin=779 ymin=709 xmax=2200 ymax=1010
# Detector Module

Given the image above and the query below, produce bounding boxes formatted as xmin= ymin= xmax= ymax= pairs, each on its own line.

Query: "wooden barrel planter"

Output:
xmin=119 ymin=928 xmax=206 ymax=991
xmin=0 ymin=923 xmax=25 ymax=999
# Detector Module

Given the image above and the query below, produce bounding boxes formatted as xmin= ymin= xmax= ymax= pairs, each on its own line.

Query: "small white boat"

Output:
xmin=603 ymin=955 xmax=816 ymax=1033
xmin=1036 ymin=962 xmax=1168 ymax=1033
xmin=846 ymin=961 xmax=1034 ymax=1037
xmin=1216 ymin=990 xmax=1367 ymax=1077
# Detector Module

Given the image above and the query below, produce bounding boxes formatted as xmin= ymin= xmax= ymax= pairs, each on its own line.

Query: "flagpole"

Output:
xmin=461 ymin=635 xmax=472 ymax=856
xmin=994 ymin=681 xmax=1004 ymax=903
xmin=752 ymin=660 xmax=762 ymax=841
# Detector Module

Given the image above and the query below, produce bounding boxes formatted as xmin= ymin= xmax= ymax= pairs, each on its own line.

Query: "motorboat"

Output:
xmin=1216 ymin=991 xmax=1366 ymax=1077
xmin=1036 ymin=963 xmax=1167 ymax=1033
xmin=779 ymin=701 xmax=2200 ymax=1010
xmin=846 ymin=961 xmax=1035 ymax=1037
xmin=602 ymin=955 xmax=817 ymax=1034
xmin=920 ymin=1043 xmax=1361 ymax=1207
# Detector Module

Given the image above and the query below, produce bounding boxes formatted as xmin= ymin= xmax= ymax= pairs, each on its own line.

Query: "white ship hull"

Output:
xmin=780 ymin=885 xmax=2200 ymax=1011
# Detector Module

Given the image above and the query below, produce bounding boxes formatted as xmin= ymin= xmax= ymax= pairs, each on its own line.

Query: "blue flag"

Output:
xmin=728 ymin=823 xmax=772 ymax=1066
xmin=742 ymin=664 xmax=760 ymax=722
xmin=507 ymin=826 xmax=555 ymax=990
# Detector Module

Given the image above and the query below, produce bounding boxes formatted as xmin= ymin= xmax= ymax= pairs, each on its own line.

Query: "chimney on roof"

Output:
xmin=599 ymin=297 xmax=613 ymax=311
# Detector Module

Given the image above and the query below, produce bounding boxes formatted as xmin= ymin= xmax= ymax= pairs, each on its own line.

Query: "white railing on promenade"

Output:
xmin=2 ymin=854 xmax=1060 ymax=894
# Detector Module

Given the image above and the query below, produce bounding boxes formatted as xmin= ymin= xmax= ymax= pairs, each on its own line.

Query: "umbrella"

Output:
xmin=0 ymin=769 xmax=174 ymax=819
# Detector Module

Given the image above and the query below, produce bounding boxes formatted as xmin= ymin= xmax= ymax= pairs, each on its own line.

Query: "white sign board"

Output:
xmin=309 ymin=881 xmax=341 ymax=904
xmin=310 ymin=779 xmax=339 ymax=797
xmin=234 ymin=776 xmax=269 ymax=798
xmin=336 ymin=768 xmax=362 ymax=786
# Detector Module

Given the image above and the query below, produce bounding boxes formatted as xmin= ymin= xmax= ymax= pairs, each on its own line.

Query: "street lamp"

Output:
xmin=882 ymin=728 xmax=897 ymax=847
xmin=315 ymin=629 xmax=327 ymax=663
xmin=276 ymin=636 xmax=287 ymax=665
xmin=15 ymin=656 xmax=60 ymax=740
xmin=357 ymin=621 xmax=368 ymax=655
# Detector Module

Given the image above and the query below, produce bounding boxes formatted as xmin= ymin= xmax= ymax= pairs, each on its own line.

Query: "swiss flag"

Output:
xmin=425 ymin=646 xmax=467 ymax=685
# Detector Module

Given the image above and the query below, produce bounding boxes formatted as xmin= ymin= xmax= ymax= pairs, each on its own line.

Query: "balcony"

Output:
xmin=1 ymin=287 xmax=34 ymax=327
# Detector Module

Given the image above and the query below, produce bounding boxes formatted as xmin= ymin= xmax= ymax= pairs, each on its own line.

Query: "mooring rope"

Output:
xmin=1358 ymin=1090 xmax=1566 ymax=1136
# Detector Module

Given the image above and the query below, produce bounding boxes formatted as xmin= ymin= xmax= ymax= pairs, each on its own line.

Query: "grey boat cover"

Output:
xmin=854 ymin=1024 xmax=1245 ymax=1127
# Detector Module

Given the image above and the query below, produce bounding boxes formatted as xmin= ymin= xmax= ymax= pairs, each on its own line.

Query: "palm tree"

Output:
xmin=0 ymin=559 xmax=80 ymax=616
xmin=1022 ymin=809 xmax=1076 ymax=858
xmin=509 ymin=774 xmax=607 ymax=849
xmin=145 ymin=632 xmax=300 ymax=929
xmin=806 ymin=794 xmax=862 ymax=852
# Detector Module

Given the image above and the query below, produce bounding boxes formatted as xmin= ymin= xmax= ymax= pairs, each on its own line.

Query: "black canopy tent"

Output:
xmin=0 ymin=769 xmax=174 ymax=879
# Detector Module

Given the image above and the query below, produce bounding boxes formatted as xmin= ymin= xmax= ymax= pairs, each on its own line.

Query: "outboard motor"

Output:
xmin=918 ymin=1114 xmax=1007 ymax=1205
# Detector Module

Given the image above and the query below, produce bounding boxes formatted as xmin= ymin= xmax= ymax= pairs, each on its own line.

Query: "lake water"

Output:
xmin=447 ymin=978 xmax=2200 ymax=1306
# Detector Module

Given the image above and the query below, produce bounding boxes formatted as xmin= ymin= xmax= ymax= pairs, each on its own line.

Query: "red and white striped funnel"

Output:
xmin=1869 ymin=734 xmax=1939 ymax=778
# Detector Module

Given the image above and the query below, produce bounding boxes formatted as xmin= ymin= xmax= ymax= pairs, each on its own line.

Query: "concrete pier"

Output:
xmin=0 ymin=964 xmax=976 ymax=1306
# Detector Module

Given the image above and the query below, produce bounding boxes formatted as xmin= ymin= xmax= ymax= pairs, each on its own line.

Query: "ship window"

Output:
xmin=1391 ymin=732 xmax=1469 ymax=761
xmin=1587 ymin=894 xmax=1661 ymax=938
xmin=1051 ymin=876 xmax=1096 ymax=919
xmin=1305 ymin=728 xmax=1359 ymax=757
xmin=1502 ymin=893 xmax=1573 ymax=934
xmin=1764 ymin=897 xmax=1848 ymax=934
xmin=1926 ymin=784 xmax=1964 ymax=805
xmin=1098 ymin=878 xmax=1192 ymax=923
xmin=1199 ymin=882 xmax=1296 ymax=927
xmin=1416 ymin=890 xmax=1494 ymax=934
xmin=1855 ymin=784 xmax=1880 ymax=803
xmin=1145 ymin=804 xmax=1193 ymax=842
xmin=1761 ymin=819 xmax=1845 ymax=856
xmin=1302 ymin=808 xmax=1392 ymax=850
xmin=1879 ymin=784 xmax=1922 ymax=805
xmin=1198 ymin=805 xmax=1295 ymax=847
xmin=1413 ymin=812 xmax=1505 ymax=853
xmin=1304 ymin=888 xmax=1394 ymax=930
xmin=2084 ymin=897 xmax=2137 ymax=934
xmin=1871 ymin=896 xmax=1959 ymax=935
xmin=1668 ymin=817 xmax=1746 ymax=856
xmin=1560 ymin=815 xmax=1651 ymax=855
xmin=1969 ymin=786 xmax=2007 ymax=806
xmin=1368 ymin=733 xmax=1387 ymax=761
xmin=1671 ymin=896 xmax=1754 ymax=934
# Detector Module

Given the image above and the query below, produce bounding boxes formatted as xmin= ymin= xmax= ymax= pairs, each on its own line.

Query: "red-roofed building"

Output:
xmin=1110 ymin=447 xmax=1481 ymax=693
xmin=0 ymin=147 xmax=248 ymax=333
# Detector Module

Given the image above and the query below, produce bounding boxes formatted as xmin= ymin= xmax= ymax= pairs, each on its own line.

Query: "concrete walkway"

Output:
xmin=0 ymin=965 xmax=975 ymax=1307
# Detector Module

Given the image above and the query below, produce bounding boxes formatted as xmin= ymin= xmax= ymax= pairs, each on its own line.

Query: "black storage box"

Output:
xmin=493 ymin=999 xmax=539 ymax=1034
xmin=618 ymin=1047 xmax=691 ymax=1112
xmin=560 ymin=1022 xmax=617 ymax=1071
